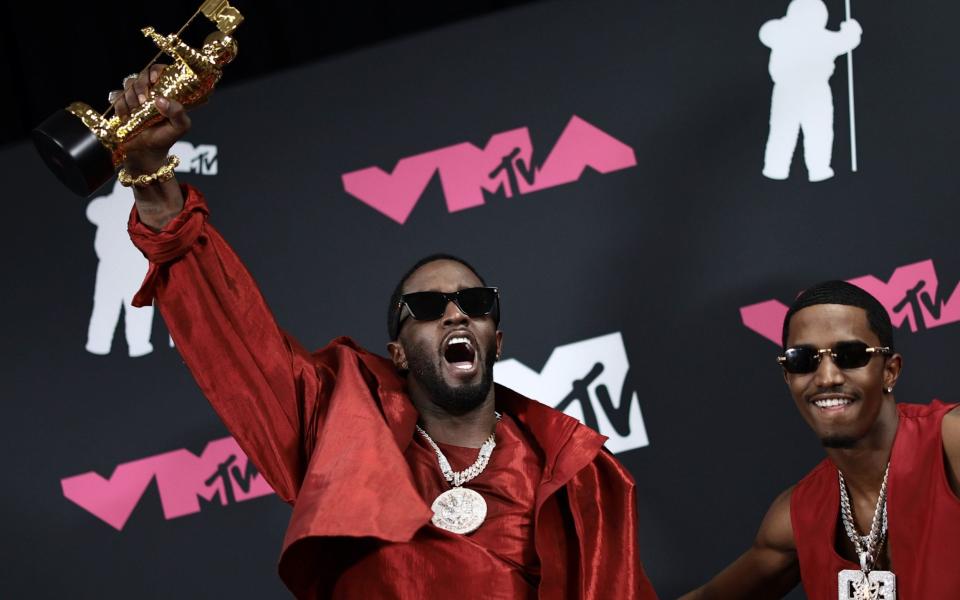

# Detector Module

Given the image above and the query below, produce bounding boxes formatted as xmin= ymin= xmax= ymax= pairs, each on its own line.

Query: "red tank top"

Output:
xmin=791 ymin=401 xmax=960 ymax=599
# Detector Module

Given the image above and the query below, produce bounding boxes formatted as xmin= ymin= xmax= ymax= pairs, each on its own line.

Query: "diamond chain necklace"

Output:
xmin=838 ymin=462 xmax=890 ymax=573
xmin=416 ymin=412 xmax=501 ymax=488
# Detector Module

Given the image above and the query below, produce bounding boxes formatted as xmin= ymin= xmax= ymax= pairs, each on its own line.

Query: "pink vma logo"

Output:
xmin=341 ymin=115 xmax=637 ymax=224
xmin=740 ymin=259 xmax=960 ymax=344
xmin=61 ymin=437 xmax=274 ymax=530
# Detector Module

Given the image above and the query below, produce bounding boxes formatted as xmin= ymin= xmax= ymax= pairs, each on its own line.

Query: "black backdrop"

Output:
xmin=3 ymin=0 xmax=959 ymax=598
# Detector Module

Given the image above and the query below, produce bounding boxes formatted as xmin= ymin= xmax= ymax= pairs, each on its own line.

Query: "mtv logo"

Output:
xmin=495 ymin=332 xmax=650 ymax=454
xmin=61 ymin=436 xmax=273 ymax=530
xmin=740 ymin=259 xmax=960 ymax=345
xmin=171 ymin=141 xmax=219 ymax=175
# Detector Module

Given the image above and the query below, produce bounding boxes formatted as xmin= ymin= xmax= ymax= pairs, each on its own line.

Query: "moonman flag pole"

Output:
xmin=845 ymin=0 xmax=858 ymax=172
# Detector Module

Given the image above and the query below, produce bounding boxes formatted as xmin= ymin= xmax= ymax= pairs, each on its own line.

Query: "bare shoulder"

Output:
xmin=942 ymin=406 xmax=960 ymax=480
xmin=943 ymin=404 xmax=960 ymax=427
xmin=942 ymin=405 xmax=960 ymax=449
xmin=756 ymin=485 xmax=797 ymax=553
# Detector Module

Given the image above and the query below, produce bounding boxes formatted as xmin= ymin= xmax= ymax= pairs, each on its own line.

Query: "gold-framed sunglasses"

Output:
xmin=777 ymin=341 xmax=891 ymax=374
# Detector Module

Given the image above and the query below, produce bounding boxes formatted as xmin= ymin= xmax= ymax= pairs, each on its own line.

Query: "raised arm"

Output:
xmin=831 ymin=19 xmax=863 ymax=55
xmin=143 ymin=28 xmax=214 ymax=71
xmin=680 ymin=487 xmax=801 ymax=600
xmin=111 ymin=68 xmax=321 ymax=504
xmin=110 ymin=65 xmax=188 ymax=230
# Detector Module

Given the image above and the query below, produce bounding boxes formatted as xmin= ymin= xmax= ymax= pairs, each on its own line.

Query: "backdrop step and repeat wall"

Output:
xmin=3 ymin=0 xmax=958 ymax=597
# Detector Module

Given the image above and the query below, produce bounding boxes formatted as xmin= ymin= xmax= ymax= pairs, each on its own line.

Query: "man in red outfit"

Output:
xmin=682 ymin=280 xmax=960 ymax=599
xmin=113 ymin=68 xmax=658 ymax=599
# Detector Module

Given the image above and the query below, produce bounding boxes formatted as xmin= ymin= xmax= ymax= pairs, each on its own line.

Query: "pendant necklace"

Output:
xmin=837 ymin=463 xmax=897 ymax=600
xmin=416 ymin=412 xmax=500 ymax=535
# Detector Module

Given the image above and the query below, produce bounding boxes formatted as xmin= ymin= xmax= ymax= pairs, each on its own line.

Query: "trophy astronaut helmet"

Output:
xmin=202 ymin=31 xmax=238 ymax=65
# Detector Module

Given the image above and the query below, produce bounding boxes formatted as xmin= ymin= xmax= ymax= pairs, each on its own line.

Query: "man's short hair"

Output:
xmin=387 ymin=254 xmax=496 ymax=340
xmin=782 ymin=280 xmax=895 ymax=351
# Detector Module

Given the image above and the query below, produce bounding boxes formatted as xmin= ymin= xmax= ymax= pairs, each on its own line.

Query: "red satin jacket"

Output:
xmin=791 ymin=400 xmax=960 ymax=600
xmin=129 ymin=185 xmax=658 ymax=599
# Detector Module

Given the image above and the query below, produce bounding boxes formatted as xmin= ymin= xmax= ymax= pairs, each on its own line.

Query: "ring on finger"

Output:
xmin=122 ymin=73 xmax=139 ymax=87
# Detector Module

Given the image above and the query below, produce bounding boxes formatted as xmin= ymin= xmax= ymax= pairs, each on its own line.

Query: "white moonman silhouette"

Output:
xmin=85 ymin=180 xmax=154 ymax=357
xmin=760 ymin=0 xmax=861 ymax=182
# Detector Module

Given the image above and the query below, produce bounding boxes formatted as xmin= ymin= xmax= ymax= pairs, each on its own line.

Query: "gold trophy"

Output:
xmin=32 ymin=0 xmax=243 ymax=197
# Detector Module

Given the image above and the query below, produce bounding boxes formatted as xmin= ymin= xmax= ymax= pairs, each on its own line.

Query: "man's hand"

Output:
xmin=111 ymin=64 xmax=191 ymax=172
xmin=109 ymin=65 xmax=190 ymax=230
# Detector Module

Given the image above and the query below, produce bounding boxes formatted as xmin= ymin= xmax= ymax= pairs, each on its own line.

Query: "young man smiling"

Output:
xmin=682 ymin=281 xmax=960 ymax=599
xmin=113 ymin=70 xmax=657 ymax=598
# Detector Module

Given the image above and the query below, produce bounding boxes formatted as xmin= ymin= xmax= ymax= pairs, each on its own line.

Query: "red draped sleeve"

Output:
xmin=128 ymin=184 xmax=320 ymax=504
xmin=127 ymin=187 xmax=657 ymax=599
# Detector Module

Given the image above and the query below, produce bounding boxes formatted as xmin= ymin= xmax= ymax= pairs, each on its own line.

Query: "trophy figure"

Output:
xmin=31 ymin=0 xmax=243 ymax=197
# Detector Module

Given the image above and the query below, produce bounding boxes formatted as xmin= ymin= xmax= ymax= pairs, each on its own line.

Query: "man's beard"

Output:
xmin=821 ymin=435 xmax=860 ymax=449
xmin=405 ymin=338 xmax=497 ymax=415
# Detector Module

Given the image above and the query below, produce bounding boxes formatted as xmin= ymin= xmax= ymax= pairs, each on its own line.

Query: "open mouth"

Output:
xmin=443 ymin=335 xmax=477 ymax=371
xmin=809 ymin=395 xmax=855 ymax=411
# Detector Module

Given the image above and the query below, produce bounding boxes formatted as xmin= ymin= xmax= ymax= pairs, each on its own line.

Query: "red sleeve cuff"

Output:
xmin=128 ymin=184 xmax=210 ymax=307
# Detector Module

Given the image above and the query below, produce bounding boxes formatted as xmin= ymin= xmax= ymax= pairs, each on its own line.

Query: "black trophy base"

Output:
xmin=32 ymin=109 xmax=115 ymax=197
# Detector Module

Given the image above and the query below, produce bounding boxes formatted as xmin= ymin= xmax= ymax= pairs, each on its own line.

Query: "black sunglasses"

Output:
xmin=394 ymin=287 xmax=500 ymax=338
xmin=777 ymin=341 xmax=891 ymax=374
